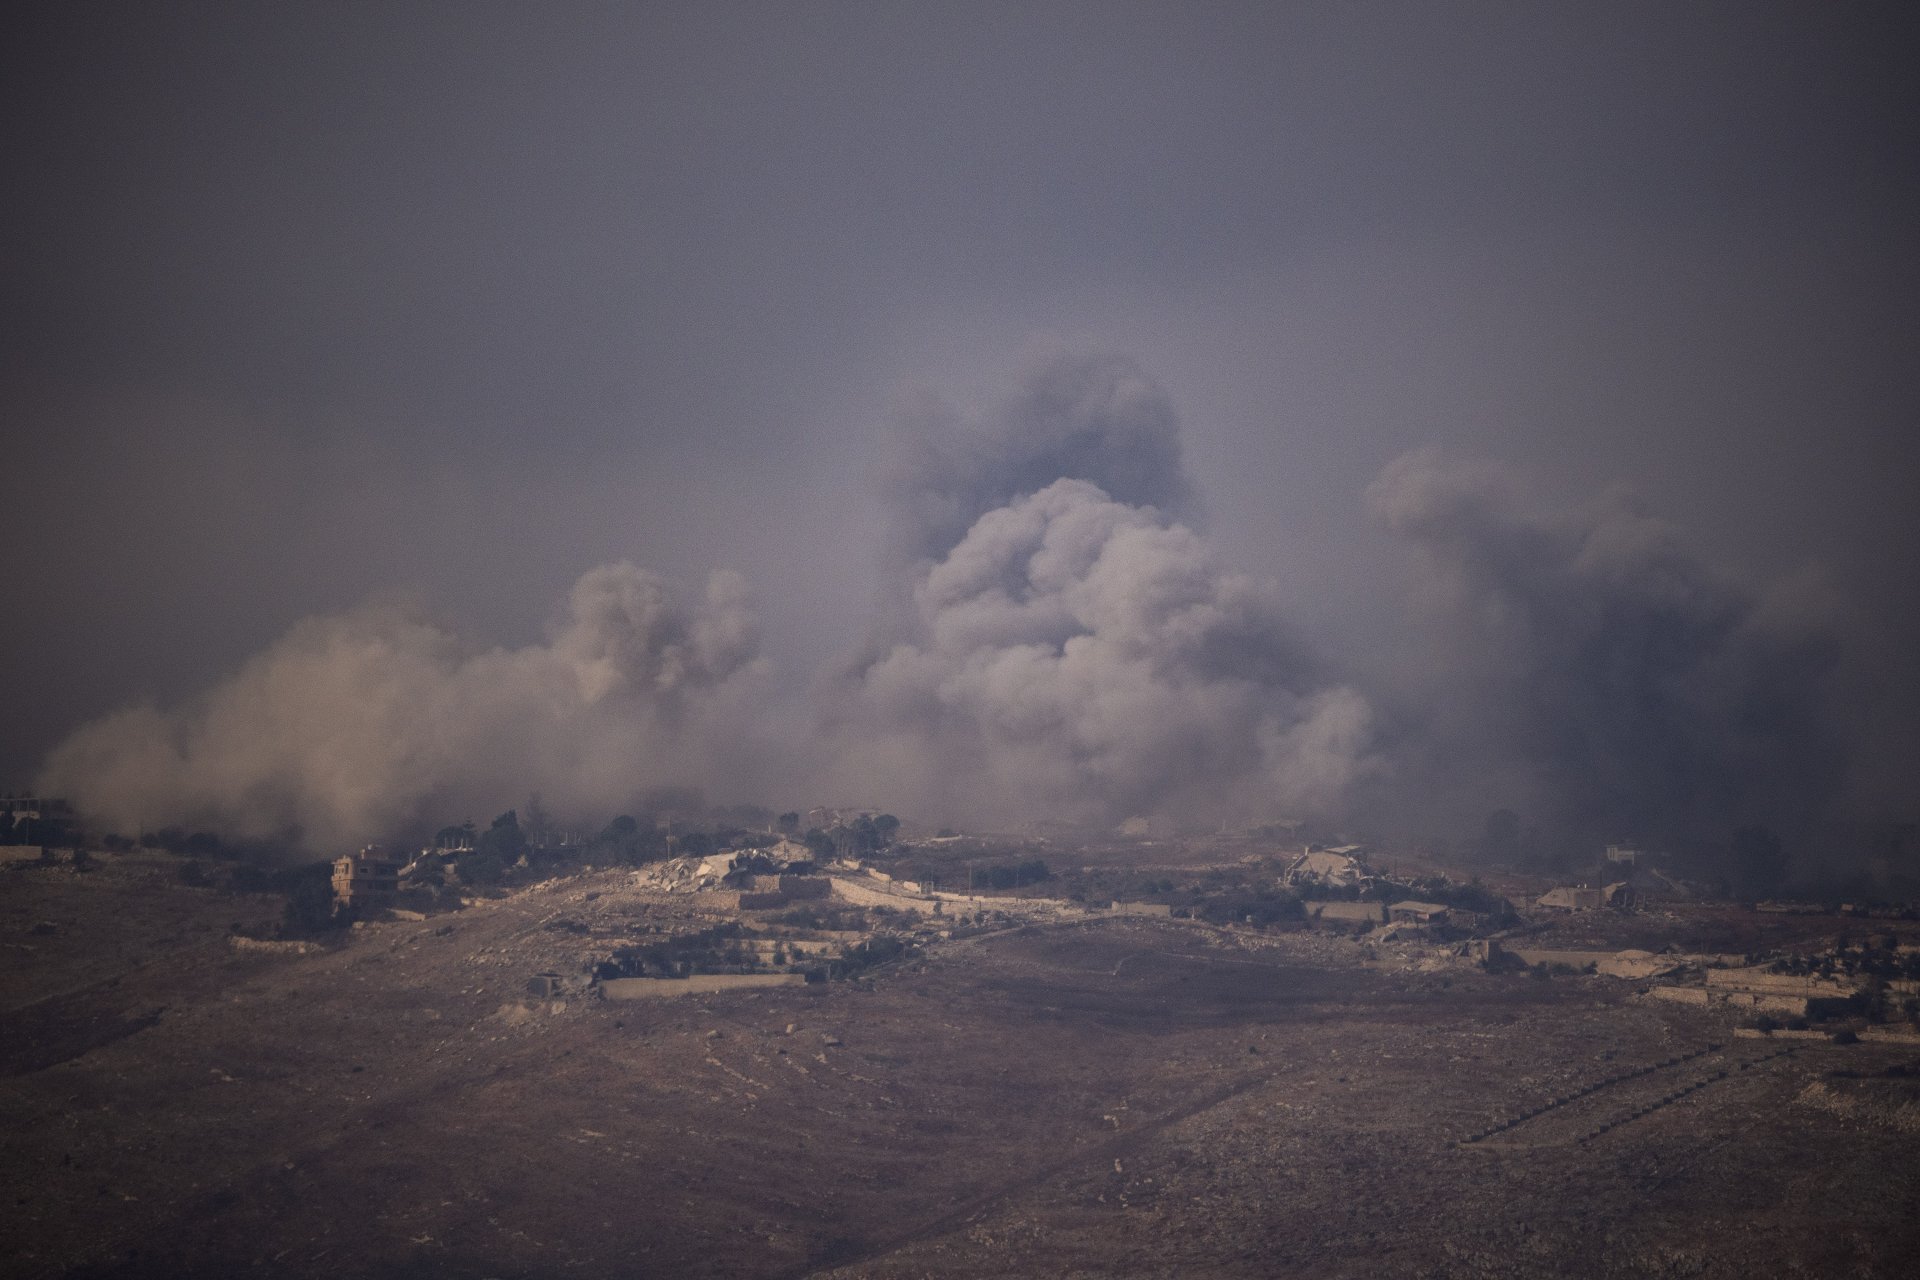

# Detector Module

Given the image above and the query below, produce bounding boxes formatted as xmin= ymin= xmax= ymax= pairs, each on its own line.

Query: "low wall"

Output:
xmin=599 ymin=974 xmax=808 ymax=1000
xmin=1310 ymin=902 xmax=1384 ymax=924
xmin=1706 ymin=968 xmax=1858 ymax=996
xmin=1510 ymin=949 xmax=1616 ymax=969
xmin=1649 ymin=985 xmax=1817 ymax=1015
xmin=228 ymin=936 xmax=321 ymax=956
xmin=830 ymin=877 xmax=933 ymax=909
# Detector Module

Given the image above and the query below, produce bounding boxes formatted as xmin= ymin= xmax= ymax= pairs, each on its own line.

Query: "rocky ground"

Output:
xmin=2 ymin=854 xmax=1916 ymax=1278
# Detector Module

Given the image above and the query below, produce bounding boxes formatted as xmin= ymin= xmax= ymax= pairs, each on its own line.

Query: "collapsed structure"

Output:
xmin=1535 ymin=883 xmax=1634 ymax=911
xmin=1283 ymin=846 xmax=1371 ymax=889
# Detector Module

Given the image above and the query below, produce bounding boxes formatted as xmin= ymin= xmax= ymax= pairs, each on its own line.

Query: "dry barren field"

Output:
xmin=3 ymin=859 xmax=1916 ymax=1278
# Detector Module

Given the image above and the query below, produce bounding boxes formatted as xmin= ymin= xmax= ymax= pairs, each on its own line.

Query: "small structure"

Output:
xmin=0 ymin=795 xmax=77 ymax=857
xmin=332 ymin=846 xmax=401 ymax=907
xmin=1604 ymin=844 xmax=1643 ymax=867
xmin=1387 ymin=900 xmax=1451 ymax=925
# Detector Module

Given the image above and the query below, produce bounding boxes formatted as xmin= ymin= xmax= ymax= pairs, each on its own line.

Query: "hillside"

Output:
xmin=2 ymin=854 xmax=1917 ymax=1278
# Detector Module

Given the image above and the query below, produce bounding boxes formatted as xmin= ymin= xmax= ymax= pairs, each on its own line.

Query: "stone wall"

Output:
xmin=599 ymin=973 xmax=808 ymax=1000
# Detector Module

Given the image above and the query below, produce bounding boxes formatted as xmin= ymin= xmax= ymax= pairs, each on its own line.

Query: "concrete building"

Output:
xmin=332 ymin=846 xmax=400 ymax=907
xmin=1388 ymin=900 xmax=1451 ymax=924
xmin=0 ymin=795 xmax=76 ymax=852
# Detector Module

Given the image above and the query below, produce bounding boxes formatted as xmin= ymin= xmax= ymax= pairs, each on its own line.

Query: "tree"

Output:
xmin=478 ymin=810 xmax=528 ymax=861
xmin=456 ymin=810 xmax=525 ymax=883
xmin=282 ymin=863 xmax=339 ymax=933
xmin=833 ymin=816 xmax=884 ymax=859
xmin=591 ymin=815 xmax=667 ymax=865
xmin=777 ymin=812 xmax=801 ymax=835
xmin=523 ymin=793 xmax=552 ymax=848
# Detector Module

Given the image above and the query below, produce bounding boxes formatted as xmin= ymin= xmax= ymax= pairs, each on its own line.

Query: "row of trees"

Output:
xmin=428 ymin=805 xmax=889 ymax=884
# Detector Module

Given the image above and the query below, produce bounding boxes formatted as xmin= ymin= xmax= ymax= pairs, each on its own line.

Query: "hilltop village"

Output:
xmin=11 ymin=796 xmax=1920 ymax=1042
xmin=296 ymin=811 xmax=1920 ymax=1042
xmin=5 ymin=801 xmax=1920 ymax=1277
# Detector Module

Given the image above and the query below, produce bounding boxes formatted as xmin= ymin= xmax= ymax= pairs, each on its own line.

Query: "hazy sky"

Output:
xmin=5 ymin=3 xmax=1915 ymax=837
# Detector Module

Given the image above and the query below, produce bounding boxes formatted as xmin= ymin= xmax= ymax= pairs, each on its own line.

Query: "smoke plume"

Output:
xmin=880 ymin=343 xmax=1194 ymax=571
xmin=1367 ymin=448 xmax=1850 ymax=849
xmin=37 ymin=563 xmax=764 ymax=849
xmin=54 ymin=349 xmax=1856 ymax=855
xmin=830 ymin=350 xmax=1376 ymax=829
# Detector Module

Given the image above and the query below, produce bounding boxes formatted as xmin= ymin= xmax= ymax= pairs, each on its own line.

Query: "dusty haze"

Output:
xmin=6 ymin=3 xmax=1916 ymax=860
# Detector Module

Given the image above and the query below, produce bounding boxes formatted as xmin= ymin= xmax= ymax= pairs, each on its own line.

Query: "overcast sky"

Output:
xmin=5 ymin=2 xmax=1915 ymax=836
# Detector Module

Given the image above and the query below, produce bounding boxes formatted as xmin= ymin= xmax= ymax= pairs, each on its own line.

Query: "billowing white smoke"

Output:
xmin=38 ymin=563 xmax=764 ymax=848
xmin=1366 ymin=448 xmax=1849 ymax=846
xmin=831 ymin=348 xmax=1376 ymax=829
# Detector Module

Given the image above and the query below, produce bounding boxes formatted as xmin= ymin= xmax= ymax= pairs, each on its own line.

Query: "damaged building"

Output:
xmin=332 ymin=846 xmax=401 ymax=907
xmin=1535 ymin=882 xmax=1634 ymax=912
xmin=1284 ymin=846 xmax=1371 ymax=889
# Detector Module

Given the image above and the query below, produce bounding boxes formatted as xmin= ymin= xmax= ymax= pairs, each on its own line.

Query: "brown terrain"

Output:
xmin=2 ymin=850 xmax=1917 ymax=1279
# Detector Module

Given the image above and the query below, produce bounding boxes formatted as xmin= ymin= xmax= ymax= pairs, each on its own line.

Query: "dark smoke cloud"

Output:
xmin=830 ymin=349 xmax=1375 ymax=829
xmin=1366 ymin=448 xmax=1851 ymax=849
xmin=38 ymin=563 xmax=764 ymax=848
xmin=880 ymin=342 xmax=1193 ymax=571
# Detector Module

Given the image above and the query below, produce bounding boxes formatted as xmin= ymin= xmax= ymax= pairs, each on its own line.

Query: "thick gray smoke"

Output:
xmin=1367 ymin=449 xmax=1850 ymax=849
xmin=37 ymin=563 xmax=764 ymax=849
xmin=880 ymin=343 xmax=1193 ymax=571
xmin=56 ymin=349 xmax=1851 ymax=854
xmin=831 ymin=350 xmax=1375 ymax=829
